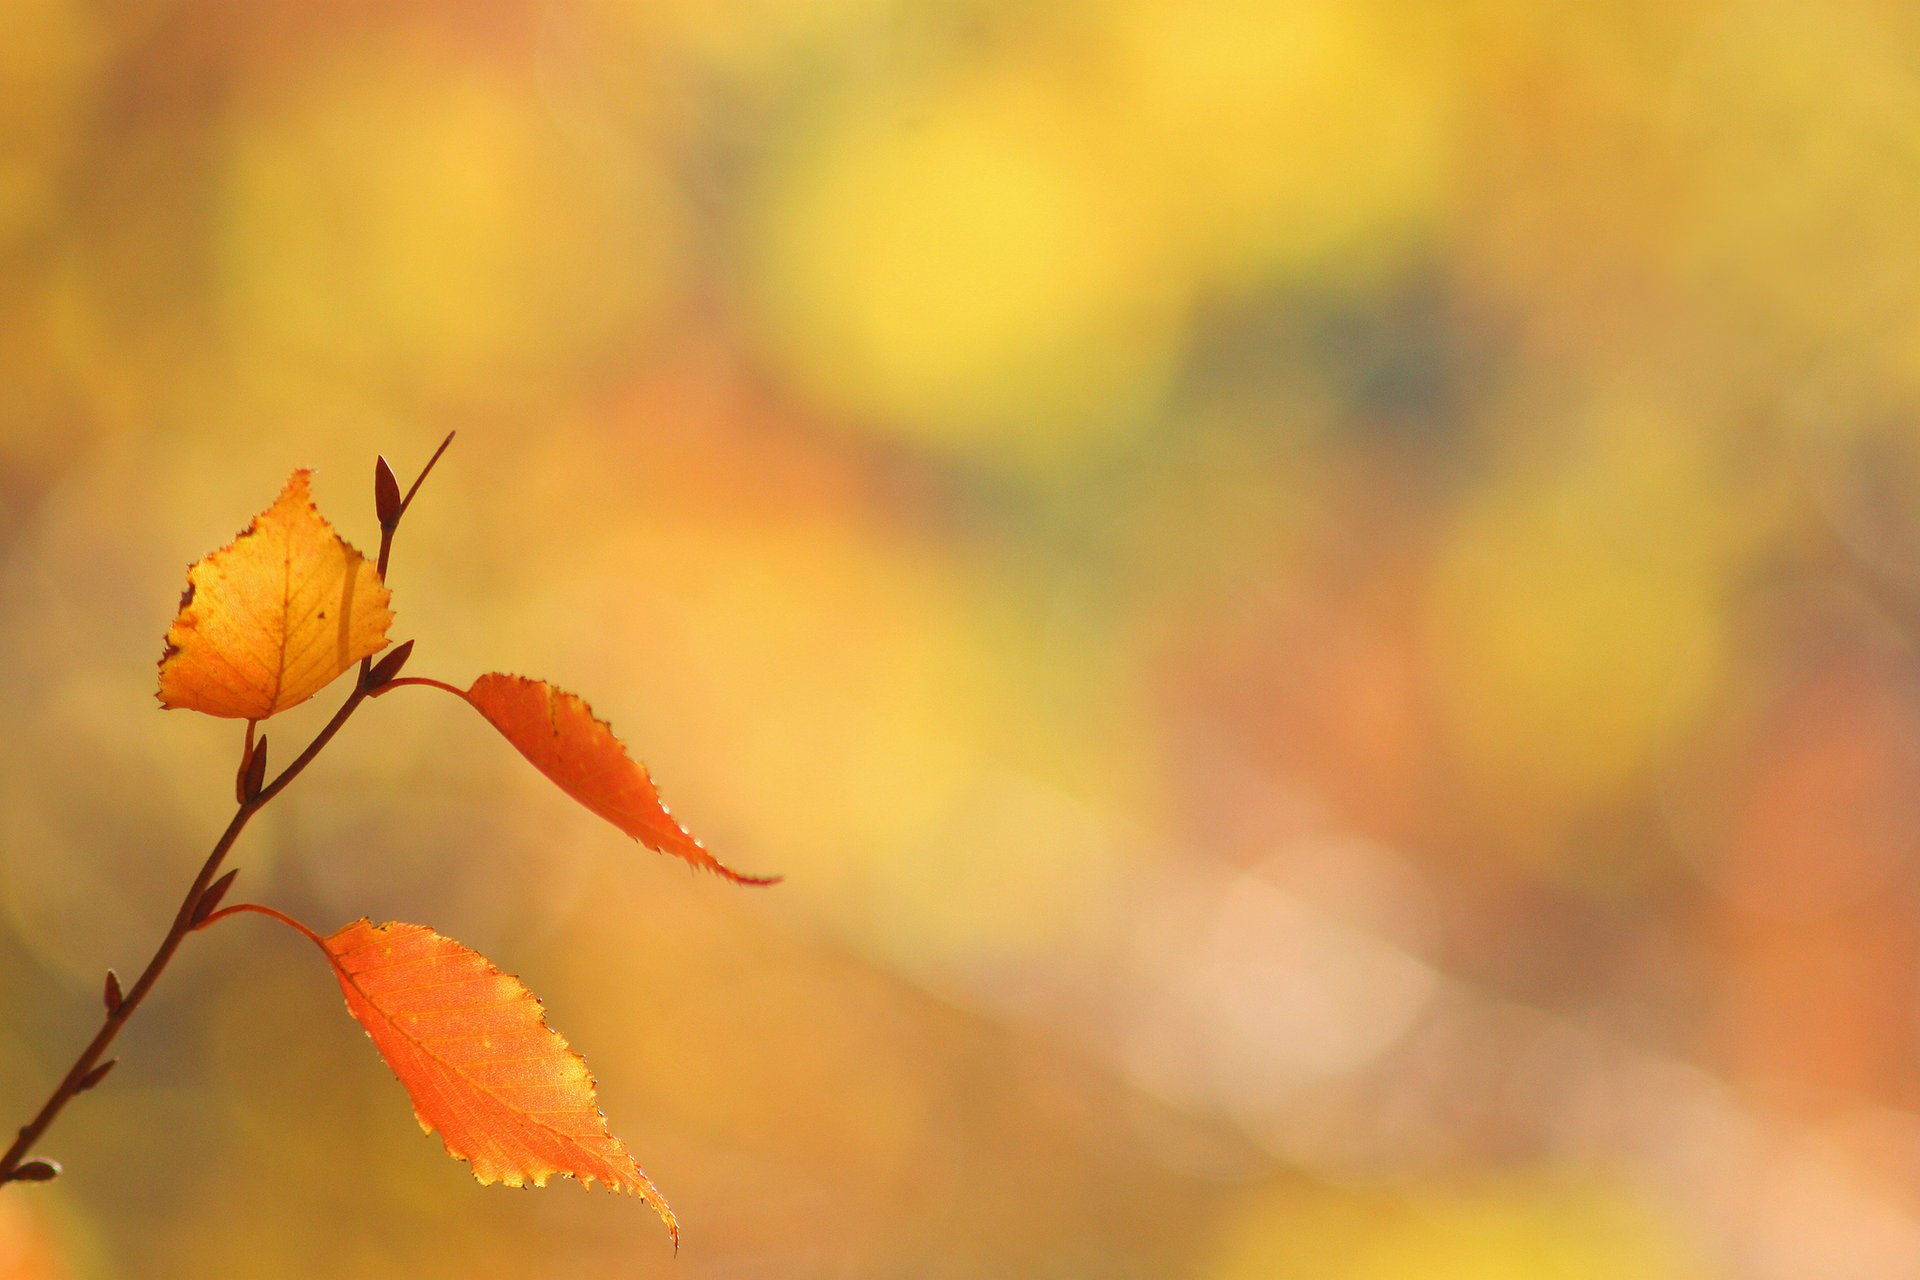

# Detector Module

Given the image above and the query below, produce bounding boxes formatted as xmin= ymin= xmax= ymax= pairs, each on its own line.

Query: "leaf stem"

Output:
xmin=194 ymin=901 xmax=325 ymax=947
xmin=368 ymin=675 xmax=467 ymax=700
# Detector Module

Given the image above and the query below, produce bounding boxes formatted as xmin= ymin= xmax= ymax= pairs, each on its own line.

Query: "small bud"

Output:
xmin=374 ymin=455 xmax=402 ymax=528
xmin=103 ymin=969 xmax=123 ymax=1015
xmin=192 ymin=869 xmax=241 ymax=927
xmin=8 ymin=1159 xmax=59 ymax=1183
xmin=241 ymin=735 xmax=268 ymax=801
xmin=364 ymin=639 xmax=415 ymax=690
xmin=76 ymin=1059 xmax=117 ymax=1094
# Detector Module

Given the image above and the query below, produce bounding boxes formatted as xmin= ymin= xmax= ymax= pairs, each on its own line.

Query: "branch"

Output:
xmin=0 ymin=438 xmax=453 ymax=1186
xmin=0 ymin=685 xmax=361 ymax=1183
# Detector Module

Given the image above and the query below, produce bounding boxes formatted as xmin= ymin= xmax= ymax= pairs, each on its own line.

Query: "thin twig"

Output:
xmin=397 ymin=431 xmax=455 ymax=526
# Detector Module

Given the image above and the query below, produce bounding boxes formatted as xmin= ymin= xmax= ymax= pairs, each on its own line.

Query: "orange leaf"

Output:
xmin=464 ymin=673 xmax=777 ymax=885
xmin=321 ymin=918 xmax=677 ymax=1243
xmin=157 ymin=470 xmax=393 ymax=719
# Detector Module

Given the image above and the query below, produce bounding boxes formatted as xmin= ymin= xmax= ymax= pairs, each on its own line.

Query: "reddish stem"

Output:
xmin=196 ymin=901 xmax=325 ymax=947
xmin=368 ymin=675 xmax=467 ymax=700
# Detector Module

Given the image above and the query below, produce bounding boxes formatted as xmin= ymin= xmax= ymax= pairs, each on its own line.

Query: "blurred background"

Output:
xmin=4 ymin=0 xmax=1920 ymax=1276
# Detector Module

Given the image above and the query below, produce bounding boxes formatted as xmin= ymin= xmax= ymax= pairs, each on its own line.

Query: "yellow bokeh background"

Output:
xmin=4 ymin=2 xmax=1920 ymax=1276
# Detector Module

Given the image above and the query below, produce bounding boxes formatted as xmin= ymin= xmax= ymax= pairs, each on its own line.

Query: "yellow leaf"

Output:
xmin=156 ymin=469 xmax=393 ymax=719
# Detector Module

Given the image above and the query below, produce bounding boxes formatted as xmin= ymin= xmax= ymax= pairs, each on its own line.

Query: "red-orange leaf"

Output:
xmin=463 ymin=673 xmax=777 ymax=885
xmin=157 ymin=469 xmax=393 ymax=719
xmin=314 ymin=918 xmax=677 ymax=1243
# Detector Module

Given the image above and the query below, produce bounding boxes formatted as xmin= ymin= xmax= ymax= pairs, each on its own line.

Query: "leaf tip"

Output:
xmin=714 ymin=864 xmax=783 ymax=888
